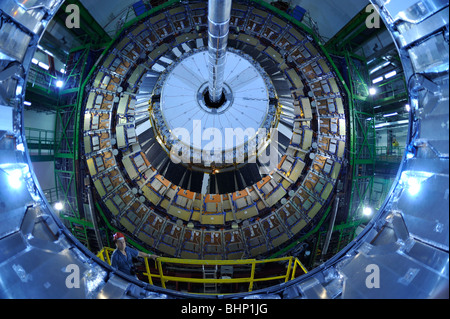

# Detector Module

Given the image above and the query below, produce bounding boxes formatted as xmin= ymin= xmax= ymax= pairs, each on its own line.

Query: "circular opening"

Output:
xmin=203 ymin=89 xmax=227 ymax=109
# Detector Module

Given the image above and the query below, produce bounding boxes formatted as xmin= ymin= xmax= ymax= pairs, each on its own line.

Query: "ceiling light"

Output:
xmin=369 ymin=87 xmax=377 ymax=95
xmin=384 ymin=70 xmax=397 ymax=79
xmin=383 ymin=112 xmax=398 ymax=117
xmin=363 ymin=207 xmax=373 ymax=216
xmin=375 ymin=123 xmax=389 ymax=129
xmin=56 ymin=80 xmax=64 ymax=88
xmin=405 ymin=104 xmax=410 ymax=112
xmin=372 ymin=77 xmax=383 ymax=84
xmin=43 ymin=49 xmax=54 ymax=57
xmin=54 ymin=202 xmax=64 ymax=210
xmin=38 ymin=61 xmax=49 ymax=70
xmin=369 ymin=61 xmax=390 ymax=74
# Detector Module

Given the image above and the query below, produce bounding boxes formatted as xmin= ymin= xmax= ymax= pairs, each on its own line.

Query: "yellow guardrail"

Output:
xmin=97 ymin=247 xmax=307 ymax=294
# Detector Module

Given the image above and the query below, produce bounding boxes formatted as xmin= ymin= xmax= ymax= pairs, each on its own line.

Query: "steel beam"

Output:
xmin=207 ymin=0 xmax=232 ymax=103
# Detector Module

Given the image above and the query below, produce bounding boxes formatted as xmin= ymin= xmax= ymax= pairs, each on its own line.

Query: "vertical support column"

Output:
xmin=208 ymin=0 xmax=232 ymax=103
xmin=321 ymin=197 xmax=339 ymax=258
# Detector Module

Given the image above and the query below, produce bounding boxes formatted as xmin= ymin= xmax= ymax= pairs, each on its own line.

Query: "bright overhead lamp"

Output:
xmin=372 ymin=77 xmax=383 ymax=84
xmin=384 ymin=70 xmax=397 ymax=79
xmin=405 ymin=104 xmax=410 ymax=112
xmin=54 ymin=202 xmax=64 ymax=211
xmin=369 ymin=61 xmax=390 ymax=74
xmin=375 ymin=123 xmax=388 ymax=129
xmin=56 ymin=80 xmax=64 ymax=88
xmin=363 ymin=207 xmax=373 ymax=216
xmin=383 ymin=112 xmax=398 ymax=117
xmin=369 ymin=87 xmax=377 ymax=95
xmin=38 ymin=61 xmax=49 ymax=70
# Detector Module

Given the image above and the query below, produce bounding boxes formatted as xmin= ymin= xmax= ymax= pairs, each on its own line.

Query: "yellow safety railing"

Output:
xmin=97 ymin=247 xmax=307 ymax=294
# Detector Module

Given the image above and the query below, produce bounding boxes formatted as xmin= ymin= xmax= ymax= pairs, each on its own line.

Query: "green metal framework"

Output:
xmin=50 ymin=0 xmax=113 ymax=249
xmin=54 ymin=44 xmax=91 ymax=247
xmin=345 ymin=51 xmax=377 ymax=222
xmin=25 ymin=127 xmax=55 ymax=162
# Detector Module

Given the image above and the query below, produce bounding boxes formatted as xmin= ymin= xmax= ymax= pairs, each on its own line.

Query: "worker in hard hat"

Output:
xmin=110 ymin=232 xmax=159 ymax=277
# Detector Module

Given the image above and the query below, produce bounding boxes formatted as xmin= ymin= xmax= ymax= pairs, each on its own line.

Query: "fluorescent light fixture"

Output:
xmin=372 ymin=77 xmax=383 ymax=84
xmin=369 ymin=87 xmax=377 ymax=95
xmin=405 ymin=104 xmax=410 ymax=112
xmin=369 ymin=61 xmax=390 ymax=74
xmin=38 ymin=61 xmax=49 ymax=70
xmin=384 ymin=70 xmax=397 ymax=79
xmin=363 ymin=207 xmax=373 ymax=216
xmin=24 ymin=101 xmax=31 ymax=106
xmin=56 ymin=80 xmax=64 ymax=88
xmin=375 ymin=123 xmax=389 ymax=129
xmin=31 ymin=58 xmax=39 ymax=64
xmin=375 ymin=119 xmax=409 ymax=129
xmin=54 ymin=202 xmax=64 ymax=211
xmin=60 ymin=68 xmax=66 ymax=74
xmin=44 ymin=49 xmax=54 ymax=57
xmin=383 ymin=112 xmax=398 ymax=117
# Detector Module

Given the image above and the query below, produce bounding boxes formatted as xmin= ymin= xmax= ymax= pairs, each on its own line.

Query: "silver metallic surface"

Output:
xmin=207 ymin=0 xmax=232 ymax=103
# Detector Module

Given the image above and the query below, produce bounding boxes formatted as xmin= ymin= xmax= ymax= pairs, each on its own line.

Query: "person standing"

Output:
xmin=110 ymin=232 xmax=159 ymax=277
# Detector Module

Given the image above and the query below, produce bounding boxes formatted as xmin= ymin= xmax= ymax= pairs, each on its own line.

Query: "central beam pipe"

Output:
xmin=208 ymin=0 xmax=232 ymax=103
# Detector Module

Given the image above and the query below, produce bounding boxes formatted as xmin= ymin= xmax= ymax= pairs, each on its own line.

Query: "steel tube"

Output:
xmin=208 ymin=0 xmax=232 ymax=103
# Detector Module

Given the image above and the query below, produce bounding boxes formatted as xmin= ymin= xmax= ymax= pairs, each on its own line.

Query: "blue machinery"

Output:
xmin=0 ymin=0 xmax=448 ymax=298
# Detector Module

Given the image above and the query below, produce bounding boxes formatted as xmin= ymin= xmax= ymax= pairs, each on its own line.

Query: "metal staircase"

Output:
xmin=202 ymin=265 xmax=218 ymax=294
